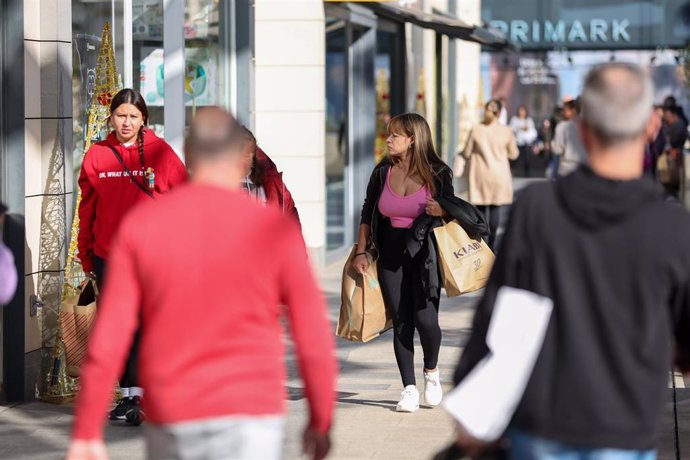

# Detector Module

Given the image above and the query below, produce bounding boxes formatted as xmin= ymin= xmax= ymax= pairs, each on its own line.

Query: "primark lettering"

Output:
xmin=489 ymin=19 xmax=631 ymax=45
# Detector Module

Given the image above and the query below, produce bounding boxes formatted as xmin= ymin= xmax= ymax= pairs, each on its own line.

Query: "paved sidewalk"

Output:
xmin=281 ymin=261 xmax=478 ymax=460
xmin=1 ymin=259 xmax=689 ymax=459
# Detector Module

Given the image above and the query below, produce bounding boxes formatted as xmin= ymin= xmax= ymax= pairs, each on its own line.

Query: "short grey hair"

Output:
xmin=580 ymin=63 xmax=654 ymax=146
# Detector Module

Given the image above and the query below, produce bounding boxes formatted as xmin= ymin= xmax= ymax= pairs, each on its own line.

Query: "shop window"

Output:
xmin=375 ymin=31 xmax=393 ymax=164
xmin=132 ymin=0 xmax=225 ymax=136
xmin=375 ymin=22 xmax=405 ymax=163
xmin=72 ymin=0 xmax=126 ymax=181
xmin=73 ymin=0 xmax=227 ymax=149
xmin=183 ymin=0 xmax=225 ymax=128
xmin=325 ymin=18 xmax=347 ymax=251
xmin=132 ymin=0 xmax=165 ymax=135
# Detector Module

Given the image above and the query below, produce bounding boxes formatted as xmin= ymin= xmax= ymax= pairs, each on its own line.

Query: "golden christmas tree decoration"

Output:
xmin=43 ymin=23 xmax=121 ymax=403
xmin=64 ymin=22 xmax=122 ymax=297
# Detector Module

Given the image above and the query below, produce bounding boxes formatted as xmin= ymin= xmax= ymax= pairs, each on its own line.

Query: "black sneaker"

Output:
xmin=125 ymin=396 xmax=145 ymax=426
xmin=109 ymin=397 xmax=133 ymax=421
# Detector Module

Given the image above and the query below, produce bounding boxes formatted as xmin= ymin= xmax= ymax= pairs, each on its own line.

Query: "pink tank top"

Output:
xmin=378 ymin=167 xmax=429 ymax=229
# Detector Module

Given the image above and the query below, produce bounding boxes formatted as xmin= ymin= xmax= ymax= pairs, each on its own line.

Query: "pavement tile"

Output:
xmin=1 ymin=261 xmax=688 ymax=459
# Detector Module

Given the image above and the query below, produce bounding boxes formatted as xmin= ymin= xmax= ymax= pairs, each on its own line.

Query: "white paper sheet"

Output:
xmin=442 ymin=286 xmax=554 ymax=441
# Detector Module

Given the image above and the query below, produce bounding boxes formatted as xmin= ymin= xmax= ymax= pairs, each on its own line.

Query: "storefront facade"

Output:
xmin=1 ymin=0 xmax=504 ymax=401
xmin=480 ymin=0 xmax=690 ymax=128
xmin=323 ymin=0 xmax=506 ymax=258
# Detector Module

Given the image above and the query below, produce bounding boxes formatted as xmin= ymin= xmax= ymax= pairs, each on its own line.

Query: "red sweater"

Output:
xmin=77 ymin=130 xmax=188 ymax=272
xmin=73 ymin=183 xmax=336 ymax=440
xmin=256 ymin=148 xmax=301 ymax=227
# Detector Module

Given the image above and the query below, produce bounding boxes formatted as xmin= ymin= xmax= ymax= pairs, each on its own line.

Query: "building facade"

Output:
xmin=480 ymin=0 xmax=690 ymax=127
xmin=0 ymin=0 xmax=500 ymax=400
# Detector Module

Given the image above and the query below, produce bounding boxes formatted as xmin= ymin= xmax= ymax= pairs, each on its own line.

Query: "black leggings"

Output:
xmin=477 ymin=205 xmax=500 ymax=251
xmin=377 ymin=224 xmax=441 ymax=387
xmin=93 ymin=255 xmax=141 ymax=389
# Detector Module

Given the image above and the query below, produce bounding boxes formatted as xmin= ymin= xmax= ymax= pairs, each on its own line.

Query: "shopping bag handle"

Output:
xmin=80 ymin=276 xmax=100 ymax=298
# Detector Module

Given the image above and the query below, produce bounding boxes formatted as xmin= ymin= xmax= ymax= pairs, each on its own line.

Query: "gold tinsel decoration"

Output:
xmin=42 ymin=23 xmax=121 ymax=403
xmin=64 ymin=22 xmax=121 ymax=297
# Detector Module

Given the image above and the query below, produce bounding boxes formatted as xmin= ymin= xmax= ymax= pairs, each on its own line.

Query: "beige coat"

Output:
xmin=461 ymin=122 xmax=519 ymax=206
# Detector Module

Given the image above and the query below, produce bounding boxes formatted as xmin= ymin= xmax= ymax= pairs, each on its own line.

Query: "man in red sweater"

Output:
xmin=67 ymin=107 xmax=336 ymax=460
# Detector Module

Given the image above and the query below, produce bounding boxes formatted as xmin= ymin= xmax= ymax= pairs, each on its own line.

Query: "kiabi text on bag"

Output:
xmin=453 ymin=242 xmax=482 ymax=260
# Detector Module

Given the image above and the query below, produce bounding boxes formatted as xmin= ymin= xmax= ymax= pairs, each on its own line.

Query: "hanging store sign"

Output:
xmin=489 ymin=19 xmax=632 ymax=46
xmin=481 ymin=0 xmax=690 ymax=50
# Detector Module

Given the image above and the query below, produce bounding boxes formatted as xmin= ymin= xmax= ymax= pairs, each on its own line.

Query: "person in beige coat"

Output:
xmin=460 ymin=99 xmax=519 ymax=249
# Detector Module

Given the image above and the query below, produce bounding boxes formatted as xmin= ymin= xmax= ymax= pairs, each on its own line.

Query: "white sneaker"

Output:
xmin=424 ymin=369 xmax=443 ymax=407
xmin=396 ymin=385 xmax=420 ymax=412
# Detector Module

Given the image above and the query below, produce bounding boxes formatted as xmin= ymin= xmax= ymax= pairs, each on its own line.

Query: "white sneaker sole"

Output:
xmin=425 ymin=394 xmax=442 ymax=407
xmin=396 ymin=404 xmax=419 ymax=413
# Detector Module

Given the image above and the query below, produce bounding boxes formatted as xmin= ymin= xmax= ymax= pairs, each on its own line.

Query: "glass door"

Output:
xmin=325 ymin=9 xmax=376 ymax=255
xmin=325 ymin=18 xmax=347 ymax=251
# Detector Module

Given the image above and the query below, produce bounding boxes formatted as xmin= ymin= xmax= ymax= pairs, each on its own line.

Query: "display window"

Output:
xmin=72 ymin=0 xmax=227 ymax=156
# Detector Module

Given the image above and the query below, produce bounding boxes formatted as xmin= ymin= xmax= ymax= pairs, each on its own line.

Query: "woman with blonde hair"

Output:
xmin=460 ymin=99 xmax=519 ymax=250
xmin=353 ymin=113 xmax=487 ymax=413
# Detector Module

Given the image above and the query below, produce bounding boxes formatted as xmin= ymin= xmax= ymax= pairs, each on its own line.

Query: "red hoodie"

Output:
xmin=255 ymin=147 xmax=301 ymax=227
xmin=78 ymin=130 xmax=188 ymax=272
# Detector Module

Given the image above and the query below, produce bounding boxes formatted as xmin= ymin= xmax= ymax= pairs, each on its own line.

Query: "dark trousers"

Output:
xmin=377 ymin=223 xmax=441 ymax=387
xmin=510 ymin=145 xmax=533 ymax=177
xmin=477 ymin=205 xmax=501 ymax=251
xmin=93 ymin=255 xmax=141 ymax=389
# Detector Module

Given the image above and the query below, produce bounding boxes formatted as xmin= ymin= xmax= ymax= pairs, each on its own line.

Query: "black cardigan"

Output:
xmin=359 ymin=158 xmax=489 ymax=298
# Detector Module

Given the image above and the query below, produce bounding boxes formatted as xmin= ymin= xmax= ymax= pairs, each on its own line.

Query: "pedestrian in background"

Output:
xmin=454 ymin=63 xmax=690 ymax=459
xmin=77 ymin=88 xmax=188 ymax=423
xmin=544 ymin=106 xmax=564 ymax=180
xmin=498 ymin=96 xmax=508 ymax=125
xmin=663 ymin=95 xmax=688 ymax=126
xmin=551 ymin=98 xmax=588 ymax=176
xmin=460 ymin=99 xmax=519 ymax=250
xmin=67 ymin=107 xmax=336 ymax=460
xmin=643 ymin=105 xmax=664 ymax=179
xmin=239 ymin=127 xmax=301 ymax=226
xmin=659 ymin=97 xmax=687 ymax=199
xmin=509 ymin=105 xmax=538 ymax=177
xmin=0 ymin=202 xmax=17 ymax=305
xmin=661 ymin=96 xmax=687 ymax=150
xmin=354 ymin=113 xmax=480 ymax=413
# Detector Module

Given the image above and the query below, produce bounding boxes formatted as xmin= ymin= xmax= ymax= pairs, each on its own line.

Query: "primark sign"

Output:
xmin=489 ymin=19 xmax=632 ymax=46
xmin=481 ymin=0 xmax=690 ymax=51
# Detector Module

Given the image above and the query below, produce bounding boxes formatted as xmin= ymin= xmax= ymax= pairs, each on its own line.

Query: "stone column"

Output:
xmin=254 ymin=0 xmax=326 ymax=266
xmin=23 ymin=0 xmax=73 ymax=398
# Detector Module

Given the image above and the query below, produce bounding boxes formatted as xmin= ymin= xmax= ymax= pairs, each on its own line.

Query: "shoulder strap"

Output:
xmin=106 ymin=145 xmax=154 ymax=199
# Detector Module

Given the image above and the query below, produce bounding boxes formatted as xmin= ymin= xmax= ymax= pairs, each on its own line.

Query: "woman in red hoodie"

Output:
xmin=77 ymin=88 xmax=188 ymax=424
xmin=239 ymin=127 xmax=301 ymax=226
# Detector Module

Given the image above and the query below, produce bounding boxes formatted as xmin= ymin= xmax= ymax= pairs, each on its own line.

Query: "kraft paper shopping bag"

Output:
xmin=434 ymin=220 xmax=495 ymax=296
xmin=336 ymin=246 xmax=392 ymax=343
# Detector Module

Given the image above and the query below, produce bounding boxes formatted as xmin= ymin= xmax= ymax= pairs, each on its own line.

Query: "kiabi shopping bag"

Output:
xmin=336 ymin=246 xmax=392 ymax=343
xmin=434 ymin=220 xmax=495 ymax=296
